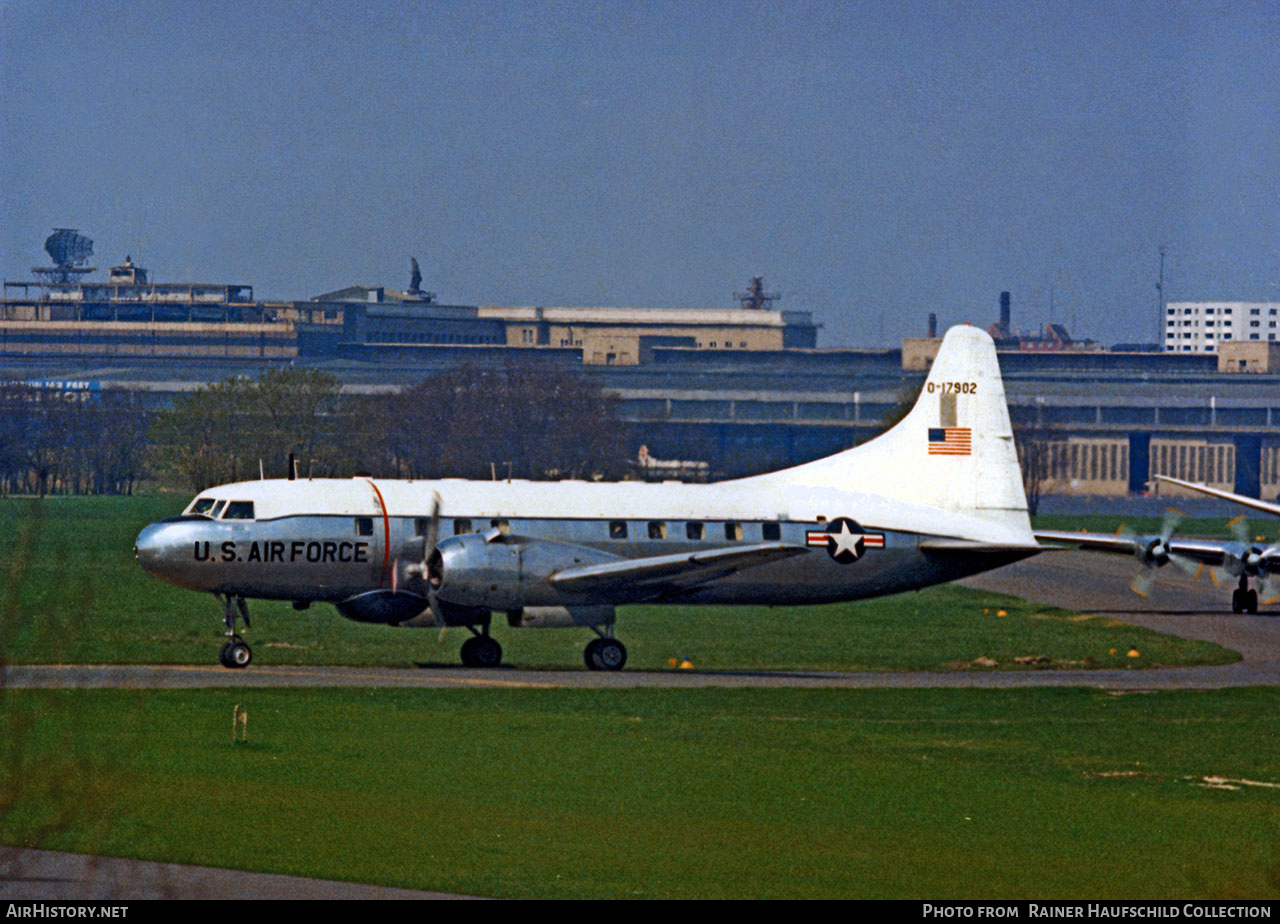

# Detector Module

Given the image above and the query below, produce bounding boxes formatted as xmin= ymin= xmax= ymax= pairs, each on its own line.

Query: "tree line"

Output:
xmin=0 ymin=365 xmax=625 ymax=496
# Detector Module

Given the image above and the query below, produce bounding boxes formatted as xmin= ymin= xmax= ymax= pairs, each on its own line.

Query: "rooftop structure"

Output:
xmin=1165 ymin=302 xmax=1280 ymax=353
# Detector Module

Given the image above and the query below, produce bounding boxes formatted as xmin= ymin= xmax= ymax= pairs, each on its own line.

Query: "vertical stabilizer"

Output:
xmin=764 ymin=325 xmax=1031 ymax=535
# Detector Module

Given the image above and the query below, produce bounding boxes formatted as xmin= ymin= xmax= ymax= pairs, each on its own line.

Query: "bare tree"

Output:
xmin=374 ymin=363 xmax=624 ymax=480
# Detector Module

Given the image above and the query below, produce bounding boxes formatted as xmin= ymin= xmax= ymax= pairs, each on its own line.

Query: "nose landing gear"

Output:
xmin=219 ymin=638 xmax=253 ymax=668
xmin=216 ymin=593 xmax=253 ymax=668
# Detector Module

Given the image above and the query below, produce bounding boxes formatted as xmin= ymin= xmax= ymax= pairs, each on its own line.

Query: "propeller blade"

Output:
xmin=1160 ymin=507 xmax=1183 ymax=543
xmin=1228 ymin=515 xmax=1250 ymax=547
xmin=1170 ymin=553 xmax=1201 ymax=577
xmin=1129 ymin=568 xmax=1156 ymax=598
xmin=427 ymin=586 xmax=446 ymax=628
xmin=427 ymin=492 xmax=441 ymax=556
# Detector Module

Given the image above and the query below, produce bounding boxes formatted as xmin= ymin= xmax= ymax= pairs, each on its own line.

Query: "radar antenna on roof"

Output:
xmin=33 ymin=228 xmax=95 ymax=284
xmin=734 ymin=276 xmax=779 ymax=310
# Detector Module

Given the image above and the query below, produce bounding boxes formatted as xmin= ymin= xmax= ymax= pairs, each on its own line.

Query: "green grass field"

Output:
xmin=0 ymin=496 xmax=1236 ymax=671
xmin=1033 ymin=513 xmax=1273 ymax=543
xmin=1 ymin=497 xmax=1276 ymax=898
xmin=3 ymin=686 xmax=1279 ymax=898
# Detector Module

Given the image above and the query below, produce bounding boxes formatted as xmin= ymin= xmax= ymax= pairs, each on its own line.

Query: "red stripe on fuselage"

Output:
xmin=366 ymin=479 xmax=392 ymax=588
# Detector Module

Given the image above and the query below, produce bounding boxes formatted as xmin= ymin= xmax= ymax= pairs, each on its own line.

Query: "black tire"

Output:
xmin=1232 ymin=589 xmax=1244 ymax=614
xmin=218 ymin=641 xmax=234 ymax=668
xmin=461 ymin=636 xmax=501 ymax=668
xmin=594 ymin=638 xmax=627 ymax=672
xmin=584 ymin=638 xmax=603 ymax=670
xmin=225 ymin=641 xmax=252 ymax=669
xmin=1246 ymin=590 xmax=1259 ymax=614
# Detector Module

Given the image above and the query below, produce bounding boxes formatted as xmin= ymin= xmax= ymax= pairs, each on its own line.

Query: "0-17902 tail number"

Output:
xmin=926 ymin=382 xmax=977 ymax=395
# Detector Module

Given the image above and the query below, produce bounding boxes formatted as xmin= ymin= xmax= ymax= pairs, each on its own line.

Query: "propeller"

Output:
xmin=1121 ymin=507 xmax=1184 ymax=597
xmin=1209 ymin=516 xmax=1280 ymax=605
xmin=396 ymin=493 xmax=447 ymax=631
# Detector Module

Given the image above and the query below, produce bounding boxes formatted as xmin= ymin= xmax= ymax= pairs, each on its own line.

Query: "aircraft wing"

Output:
xmin=1033 ymin=529 xmax=1236 ymax=566
xmin=549 ymin=542 xmax=808 ymax=595
xmin=918 ymin=540 xmax=1045 ymax=554
xmin=1154 ymin=475 xmax=1280 ymax=518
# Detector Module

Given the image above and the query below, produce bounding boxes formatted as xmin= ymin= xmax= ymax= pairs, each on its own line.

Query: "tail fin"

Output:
xmin=765 ymin=325 xmax=1031 ymax=535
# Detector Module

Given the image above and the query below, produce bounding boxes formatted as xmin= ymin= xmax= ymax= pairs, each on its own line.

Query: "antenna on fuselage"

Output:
xmin=259 ymin=459 xmax=264 ymax=480
xmin=287 ymin=452 xmax=296 ymax=481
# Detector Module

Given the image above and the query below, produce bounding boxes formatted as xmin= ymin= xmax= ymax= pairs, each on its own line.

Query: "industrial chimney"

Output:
xmin=927 ymin=313 xmax=938 ymax=338
xmin=999 ymin=291 xmax=1011 ymax=333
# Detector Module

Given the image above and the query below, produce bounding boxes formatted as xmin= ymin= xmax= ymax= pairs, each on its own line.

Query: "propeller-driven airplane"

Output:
xmin=1035 ymin=491 xmax=1280 ymax=615
xmin=135 ymin=325 xmax=1044 ymax=670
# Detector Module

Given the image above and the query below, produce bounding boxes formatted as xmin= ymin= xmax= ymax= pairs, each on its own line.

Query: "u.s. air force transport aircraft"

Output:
xmin=1037 ymin=474 xmax=1280 ymax=614
xmin=135 ymin=325 xmax=1043 ymax=670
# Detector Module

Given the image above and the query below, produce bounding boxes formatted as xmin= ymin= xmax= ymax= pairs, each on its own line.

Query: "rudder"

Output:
xmin=765 ymin=325 xmax=1031 ymax=534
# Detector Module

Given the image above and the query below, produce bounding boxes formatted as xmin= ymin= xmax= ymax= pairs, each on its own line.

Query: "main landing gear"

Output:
xmin=1232 ymin=576 xmax=1259 ymax=615
xmin=216 ymin=593 xmax=253 ymax=668
xmin=584 ymin=630 xmax=627 ymax=672
xmin=459 ymin=627 xmax=502 ymax=668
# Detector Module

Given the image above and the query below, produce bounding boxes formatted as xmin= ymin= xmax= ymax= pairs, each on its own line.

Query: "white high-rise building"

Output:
xmin=1165 ymin=302 xmax=1280 ymax=352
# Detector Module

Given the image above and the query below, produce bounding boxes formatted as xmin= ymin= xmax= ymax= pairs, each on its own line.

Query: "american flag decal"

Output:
xmin=928 ymin=427 xmax=972 ymax=455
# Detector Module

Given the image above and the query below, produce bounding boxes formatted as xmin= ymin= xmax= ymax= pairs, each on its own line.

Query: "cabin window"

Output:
xmin=648 ymin=521 xmax=667 ymax=539
xmin=189 ymin=497 xmax=215 ymax=515
xmin=724 ymin=522 xmax=744 ymax=541
xmin=355 ymin=517 xmax=374 ymax=537
xmin=762 ymin=522 xmax=781 ymax=541
xmin=210 ymin=500 xmax=228 ymax=519
xmin=453 ymin=518 xmax=472 ymax=535
xmin=686 ymin=521 xmax=704 ymax=540
xmin=609 ymin=521 xmax=628 ymax=539
xmin=222 ymin=501 xmax=255 ymax=520
xmin=414 ymin=518 xmax=429 ymax=536
xmin=490 ymin=519 xmax=510 ymax=535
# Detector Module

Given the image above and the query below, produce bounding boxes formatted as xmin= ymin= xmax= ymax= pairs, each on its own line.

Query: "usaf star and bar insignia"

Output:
xmin=805 ymin=517 xmax=885 ymax=564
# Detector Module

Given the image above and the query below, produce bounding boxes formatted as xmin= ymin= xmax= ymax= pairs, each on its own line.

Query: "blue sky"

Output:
xmin=2 ymin=0 xmax=1276 ymax=347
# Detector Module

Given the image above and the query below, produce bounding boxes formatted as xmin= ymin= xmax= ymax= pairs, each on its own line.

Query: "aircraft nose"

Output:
xmin=134 ymin=522 xmax=170 ymax=576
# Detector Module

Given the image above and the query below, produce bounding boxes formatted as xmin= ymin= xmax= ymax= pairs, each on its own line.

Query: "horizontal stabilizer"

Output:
xmin=1154 ymin=475 xmax=1280 ymax=518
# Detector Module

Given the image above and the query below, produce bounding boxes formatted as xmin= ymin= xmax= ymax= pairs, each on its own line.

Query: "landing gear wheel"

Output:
xmin=219 ymin=638 xmax=252 ymax=669
xmin=585 ymin=638 xmax=627 ymax=672
xmin=1246 ymin=589 xmax=1259 ymax=614
xmin=460 ymin=635 xmax=502 ymax=668
xmin=216 ymin=594 xmax=254 ymax=667
xmin=1232 ymin=589 xmax=1245 ymax=614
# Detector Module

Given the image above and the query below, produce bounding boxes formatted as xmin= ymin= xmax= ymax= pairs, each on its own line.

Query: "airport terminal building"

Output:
xmin=5 ymin=233 xmax=1280 ymax=500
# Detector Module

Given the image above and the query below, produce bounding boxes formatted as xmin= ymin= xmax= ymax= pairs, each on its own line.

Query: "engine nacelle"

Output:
xmin=432 ymin=532 xmax=621 ymax=609
xmin=335 ymin=589 xmax=429 ymax=625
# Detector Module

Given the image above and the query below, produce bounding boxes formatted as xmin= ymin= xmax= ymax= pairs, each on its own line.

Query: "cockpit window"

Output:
xmin=222 ymin=501 xmax=255 ymax=520
xmin=189 ymin=498 xmax=215 ymax=515
xmin=210 ymin=500 xmax=228 ymax=519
